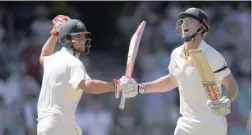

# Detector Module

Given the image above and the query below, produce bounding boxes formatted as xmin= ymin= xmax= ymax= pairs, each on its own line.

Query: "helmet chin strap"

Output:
xmin=71 ymin=40 xmax=91 ymax=57
xmin=65 ymin=46 xmax=79 ymax=58
xmin=183 ymin=27 xmax=202 ymax=42
xmin=66 ymin=41 xmax=80 ymax=57
xmin=73 ymin=48 xmax=81 ymax=57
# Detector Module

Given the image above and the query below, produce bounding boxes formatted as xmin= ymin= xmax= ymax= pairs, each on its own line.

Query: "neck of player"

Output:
xmin=184 ymin=35 xmax=202 ymax=57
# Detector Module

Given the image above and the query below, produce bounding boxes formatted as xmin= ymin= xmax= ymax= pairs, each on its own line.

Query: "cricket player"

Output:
xmin=37 ymin=15 xmax=134 ymax=135
xmin=121 ymin=8 xmax=239 ymax=135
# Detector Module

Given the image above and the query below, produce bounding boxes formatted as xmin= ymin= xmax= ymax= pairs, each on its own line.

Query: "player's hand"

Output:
xmin=114 ymin=76 xmax=138 ymax=98
xmin=207 ymin=96 xmax=231 ymax=116
xmin=51 ymin=15 xmax=70 ymax=36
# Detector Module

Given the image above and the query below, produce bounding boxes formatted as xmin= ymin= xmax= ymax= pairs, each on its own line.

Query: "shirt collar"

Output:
xmin=198 ymin=40 xmax=208 ymax=51
xmin=180 ymin=40 xmax=208 ymax=60
xmin=60 ymin=47 xmax=79 ymax=58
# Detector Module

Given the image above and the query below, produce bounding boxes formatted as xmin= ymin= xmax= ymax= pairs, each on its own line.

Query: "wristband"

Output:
xmin=138 ymin=84 xmax=145 ymax=94
xmin=113 ymin=79 xmax=119 ymax=91
xmin=51 ymin=28 xmax=58 ymax=37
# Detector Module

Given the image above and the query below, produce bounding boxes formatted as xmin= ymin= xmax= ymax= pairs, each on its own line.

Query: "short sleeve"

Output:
xmin=69 ymin=62 xmax=91 ymax=90
xmin=205 ymin=49 xmax=231 ymax=81
xmin=168 ymin=49 xmax=177 ymax=75
xmin=42 ymin=54 xmax=55 ymax=66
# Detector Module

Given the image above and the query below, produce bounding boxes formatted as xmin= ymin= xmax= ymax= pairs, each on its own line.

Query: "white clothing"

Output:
xmin=168 ymin=40 xmax=230 ymax=135
xmin=174 ymin=116 xmax=227 ymax=135
xmin=37 ymin=115 xmax=82 ymax=135
xmin=37 ymin=47 xmax=90 ymax=135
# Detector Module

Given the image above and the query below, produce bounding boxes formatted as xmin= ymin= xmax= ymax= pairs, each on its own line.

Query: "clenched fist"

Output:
xmin=51 ymin=15 xmax=70 ymax=36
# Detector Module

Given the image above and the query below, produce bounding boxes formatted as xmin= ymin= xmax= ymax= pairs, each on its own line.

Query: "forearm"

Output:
xmin=142 ymin=74 xmax=177 ymax=93
xmin=41 ymin=35 xmax=58 ymax=56
xmin=226 ymin=84 xmax=239 ymax=102
xmin=81 ymin=80 xmax=115 ymax=94
xmin=40 ymin=35 xmax=58 ymax=64
xmin=222 ymin=74 xmax=239 ymax=102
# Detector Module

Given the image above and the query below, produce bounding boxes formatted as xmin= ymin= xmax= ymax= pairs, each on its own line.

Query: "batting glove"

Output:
xmin=207 ymin=96 xmax=231 ymax=116
xmin=114 ymin=76 xmax=138 ymax=98
xmin=51 ymin=15 xmax=70 ymax=37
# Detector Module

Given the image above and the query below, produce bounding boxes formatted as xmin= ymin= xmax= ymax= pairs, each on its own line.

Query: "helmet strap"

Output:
xmin=71 ymin=44 xmax=81 ymax=57
xmin=63 ymin=41 xmax=80 ymax=57
xmin=183 ymin=27 xmax=202 ymax=42
xmin=71 ymin=39 xmax=91 ymax=56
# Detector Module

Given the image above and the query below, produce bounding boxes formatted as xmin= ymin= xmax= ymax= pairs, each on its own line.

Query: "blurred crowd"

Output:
xmin=0 ymin=1 xmax=250 ymax=135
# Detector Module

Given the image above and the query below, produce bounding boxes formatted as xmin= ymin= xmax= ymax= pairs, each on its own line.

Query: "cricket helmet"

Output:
xmin=58 ymin=19 xmax=92 ymax=55
xmin=178 ymin=7 xmax=210 ymax=31
xmin=176 ymin=7 xmax=210 ymax=42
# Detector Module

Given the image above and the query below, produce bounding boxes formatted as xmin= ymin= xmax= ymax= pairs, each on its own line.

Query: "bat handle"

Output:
xmin=115 ymin=89 xmax=120 ymax=98
xmin=119 ymin=93 xmax=126 ymax=110
xmin=115 ymin=85 xmax=125 ymax=110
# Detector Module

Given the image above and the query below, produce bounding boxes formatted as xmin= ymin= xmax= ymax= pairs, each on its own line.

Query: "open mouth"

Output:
xmin=184 ymin=29 xmax=189 ymax=32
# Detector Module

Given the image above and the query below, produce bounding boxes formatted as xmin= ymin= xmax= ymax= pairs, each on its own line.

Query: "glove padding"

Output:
xmin=207 ymin=96 xmax=231 ymax=116
xmin=51 ymin=15 xmax=70 ymax=36
xmin=119 ymin=76 xmax=138 ymax=98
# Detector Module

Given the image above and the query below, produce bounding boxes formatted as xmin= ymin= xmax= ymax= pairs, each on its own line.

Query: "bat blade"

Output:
xmin=116 ymin=21 xmax=146 ymax=110
xmin=189 ymin=49 xmax=220 ymax=100
xmin=125 ymin=21 xmax=146 ymax=77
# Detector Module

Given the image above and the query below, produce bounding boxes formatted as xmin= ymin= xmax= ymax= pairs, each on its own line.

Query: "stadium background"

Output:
xmin=0 ymin=1 xmax=250 ymax=135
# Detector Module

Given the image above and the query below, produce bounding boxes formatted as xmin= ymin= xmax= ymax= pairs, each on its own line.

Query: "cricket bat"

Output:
xmin=189 ymin=49 xmax=220 ymax=100
xmin=115 ymin=21 xmax=146 ymax=110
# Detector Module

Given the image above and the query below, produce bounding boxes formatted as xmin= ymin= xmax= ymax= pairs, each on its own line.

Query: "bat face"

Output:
xmin=189 ymin=49 xmax=220 ymax=100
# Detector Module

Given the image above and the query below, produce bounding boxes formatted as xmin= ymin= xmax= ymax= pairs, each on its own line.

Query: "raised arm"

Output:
xmin=39 ymin=36 xmax=58 ymax=65
xmin=140 ymin=73 xmax=178 ymax=93
xmin=39 ymin=15 xmax=70 ymax=65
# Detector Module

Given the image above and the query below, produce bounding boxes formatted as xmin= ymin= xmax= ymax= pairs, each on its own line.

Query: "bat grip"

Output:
xmin=115 ymin=89 xmax=120 ymax=98
xmin=115 ymin=85 xmax=125 ymax=110
xmin=119 ymin=93 xmax=126 ymax=110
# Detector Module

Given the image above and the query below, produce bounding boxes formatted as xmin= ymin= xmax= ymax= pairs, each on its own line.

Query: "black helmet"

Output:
xmin=178 ymin=7 xmax=210 ymax=31
xmin=58 ymin=19 xmax=91 ymax=55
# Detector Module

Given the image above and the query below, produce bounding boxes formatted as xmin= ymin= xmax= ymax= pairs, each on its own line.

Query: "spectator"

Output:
xmin=19 ymin=35 xmax=42 ymax=84
xmin=5 ymin=60 xmax=40 ymax=135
